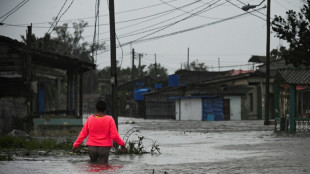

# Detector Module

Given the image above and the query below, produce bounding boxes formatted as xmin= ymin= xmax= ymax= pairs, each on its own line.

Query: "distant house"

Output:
xmin=171 ymin=71 xmax=260 ymax=121
xmin=0 ymin=36 xmax=95 ymax=133
xmin=144 ymin=71 xmax=234 ymax=120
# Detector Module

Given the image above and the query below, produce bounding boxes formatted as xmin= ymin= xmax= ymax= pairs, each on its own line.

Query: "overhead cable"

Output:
xmin=84 ymin=0 xmax=204 ymax=38
xmin=98 ymin=0 xmax=227 ymax=43
xmin=15 ymin=0 xmax=179 ymax=26
xmin=160 ymin=0 xmax=222 ymax=19
xmin=0 ymin=0 xmax=30 ymax=23
xmin=97 ymin=6 xmax=265 ymax=54
xmin=47 ymin=0 xmax=68 ymax=33
xmin=226 ymin=0 xmax=266 ymax=21
xmin=48 ymin=0 xmax=75 ymax=34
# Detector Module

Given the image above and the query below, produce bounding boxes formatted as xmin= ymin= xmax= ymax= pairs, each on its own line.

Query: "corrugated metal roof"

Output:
xmin=276 ymin=69 xmax=310 ymax=85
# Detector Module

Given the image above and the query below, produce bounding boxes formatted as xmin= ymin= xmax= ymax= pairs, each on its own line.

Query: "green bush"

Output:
xmin=0 ymin=135 xmax=71 ymax=151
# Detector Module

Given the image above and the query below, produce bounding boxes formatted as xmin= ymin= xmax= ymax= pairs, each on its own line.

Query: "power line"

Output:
xmin=84 ymin=0 xmax=205 ymax=38
xmin=15 ymin=0 xmax=180 ymax=26
xmin=96 ymin=0 xmax=212 ymax=42
xmin=226 ymin=0 xmax=266 ymax=21
xmin=97 ymin=6 xmax=265 ymax=55
xmin=49 ymin=0 xmax=75 ymax=35
xmin=0 ymin=0 xmax=30 ymax=23
xmin=159 ymin=0 xmax=222 ymax=19
xmin=112 ymin=0 xmax=223 ymax=45
xmin=47 ymin=0 xmax=68 ymax=33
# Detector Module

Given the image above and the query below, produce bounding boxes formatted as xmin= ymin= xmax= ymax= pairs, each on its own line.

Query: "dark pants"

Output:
xmin=88 ymin=146 xmax=111 ymax=163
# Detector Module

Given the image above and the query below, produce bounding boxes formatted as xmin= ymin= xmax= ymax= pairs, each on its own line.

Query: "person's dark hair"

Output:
xmin=96 ymin=100 xmax=107 ymax=113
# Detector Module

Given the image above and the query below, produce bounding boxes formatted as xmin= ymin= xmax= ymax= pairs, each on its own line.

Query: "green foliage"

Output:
xmin=177 ymin=60 xmax=208 ymax=72
xmin=146 ymin=63 xmax=168 ymax=80
xmin=113 ymin=128 xmax=161 ymax=155
xmin=0 ymin=135 xmax=71 ymax=151
xmin=270 ymin=46 xmax=290 ymax=61
xmin=272 ymin=0 xmax=310 ymax=67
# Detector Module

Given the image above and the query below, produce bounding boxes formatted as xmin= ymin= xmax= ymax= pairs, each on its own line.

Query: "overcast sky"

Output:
xmin=0 ymin=0 xmax=303 ymax=74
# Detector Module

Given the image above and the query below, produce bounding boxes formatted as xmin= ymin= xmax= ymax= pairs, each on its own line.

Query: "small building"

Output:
xmin=144 ymin=71 xmax=231 ymax=120
xmin=171 ymin=84 xmax=253 ymax=121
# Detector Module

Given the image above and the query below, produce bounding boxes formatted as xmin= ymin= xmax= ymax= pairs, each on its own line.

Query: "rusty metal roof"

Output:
xmin=276 ymin=69 xmax=310 ymax=85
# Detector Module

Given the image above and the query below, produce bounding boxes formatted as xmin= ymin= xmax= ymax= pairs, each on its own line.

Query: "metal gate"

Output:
xmin=202 ymin=97 xmax=224 ymax=121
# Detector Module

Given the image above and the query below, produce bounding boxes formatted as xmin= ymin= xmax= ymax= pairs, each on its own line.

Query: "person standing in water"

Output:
xmin=73 ymin=100 xmax=126 ymax=163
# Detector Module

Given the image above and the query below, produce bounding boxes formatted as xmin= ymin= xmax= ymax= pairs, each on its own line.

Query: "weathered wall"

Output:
xmin=0 ymin=97 xmax=28 ymax=134
xmin=176 ymin=98 xmax=202 ymax=121
xmin=224 ymin=96 xmax=241 ymax=120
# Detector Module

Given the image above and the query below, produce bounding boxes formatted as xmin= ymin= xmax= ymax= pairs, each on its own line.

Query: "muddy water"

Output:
xmin=1 ymin=118 xmax=310 ymax=174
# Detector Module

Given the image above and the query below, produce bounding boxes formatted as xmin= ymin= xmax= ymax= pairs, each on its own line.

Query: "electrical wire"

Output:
xmin=96 ymin=6 xmax=265 ymax=55
xmin=120 ymin=0 xmax=223 ymax=46
xmin=226 ymin=0 xmax=266 ymax=21
xmin=47 ymin=0 xmax=68 ymax=33
xmin=96 ymin=0 xmax=212 ymax=42
xmin=235 ymin=0 xmax=267 ymax=17
xmin=84 ymin=0 xmax=204 ymax=38
xmin=49 ymin=0 xmax=75 ymax=34
xmin=15 ymin=0 xmax=179 ymax=26
xmin=0 ymin=0 xmax=30 ymax=23
xmin=159 ymin=0 xmax=223 ymax=19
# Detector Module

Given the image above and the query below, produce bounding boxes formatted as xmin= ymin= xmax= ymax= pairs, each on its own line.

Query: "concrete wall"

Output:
xmin=175 ymin=98 xmax=202 ymax=121
xmin=0 ymin=97 xmax=28 ymax=134
xmin=224 ymin=96 xmax=241 ymax=120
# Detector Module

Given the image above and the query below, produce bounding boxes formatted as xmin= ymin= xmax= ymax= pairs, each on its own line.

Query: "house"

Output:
xmin=144 ymin=71 xmax=235 ymax=120
xmin=170 ymin=71 xmax=260 ymax=121
xmin=0 ymin=35 xmax=95 ymax=134
xmin=274 ymin=68 xmax=310 ymax=132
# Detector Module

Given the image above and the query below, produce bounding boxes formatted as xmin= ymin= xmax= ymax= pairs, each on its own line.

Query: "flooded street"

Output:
xmin=1 ymin=117 xmax=310 ymax=173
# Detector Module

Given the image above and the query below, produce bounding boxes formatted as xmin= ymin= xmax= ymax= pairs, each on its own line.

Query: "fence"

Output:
xmin=275 ymin=117 xmax=310 ymax=132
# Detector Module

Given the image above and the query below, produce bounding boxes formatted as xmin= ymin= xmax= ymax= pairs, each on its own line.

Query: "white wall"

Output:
xmin=175 ymin=98 xmax=202 ymax=121
xmin=224 ymin=96 xmax=241 ymax=120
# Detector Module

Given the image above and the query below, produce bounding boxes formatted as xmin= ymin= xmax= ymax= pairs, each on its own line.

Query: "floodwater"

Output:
xmin=1 ymin=118 xmax=310 ymax=174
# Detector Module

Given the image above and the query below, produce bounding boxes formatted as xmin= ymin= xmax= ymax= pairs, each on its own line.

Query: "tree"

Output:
xmin=272 ymin=0 xmax=310 ymax=67
xmin=147 ymin=63 xmax=168 ymax=80
xmin=179 ymin=60 xmax=208 ymax=72
xmin=22 ymin=21 xmax=104 ymax=63
xmin=270 ymin=46 xmax=290 ymax=60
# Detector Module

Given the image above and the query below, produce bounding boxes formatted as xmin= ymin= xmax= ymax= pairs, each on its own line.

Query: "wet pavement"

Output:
xmin=1 ymin=117 xmax=310 ymax=174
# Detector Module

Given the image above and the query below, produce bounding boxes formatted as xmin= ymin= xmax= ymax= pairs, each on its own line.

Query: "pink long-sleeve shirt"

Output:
xmin=73 ymin=115 xmax=125 ymax=148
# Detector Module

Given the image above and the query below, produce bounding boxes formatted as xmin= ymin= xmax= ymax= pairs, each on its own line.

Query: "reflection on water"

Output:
xmin=84 ymin=163 xmax=123 ymax=173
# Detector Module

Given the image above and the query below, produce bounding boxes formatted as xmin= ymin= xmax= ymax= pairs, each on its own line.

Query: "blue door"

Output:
xmin=202 ymin=97 xmax=224 ymax=121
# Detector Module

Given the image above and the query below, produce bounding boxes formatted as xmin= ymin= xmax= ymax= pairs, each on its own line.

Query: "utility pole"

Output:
xmin=218 ymin=58 xmax=220 ymax=71
xmin=26 ymin=24 xmax=33 ymax=116
xmin=154 ymin=53 xmax=157 ymax=75
xmin=138 ymin=53 xmax=142 ymax=77
xmin=187 ymin=47 xmax=189 ymax=70
xmin=109 ymin=0 xmax=118 ymax=129
xmin=264 ymin=0 xmax=270 ymax=125
xmin=131 ymin=48 xmax=135 ymax=81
